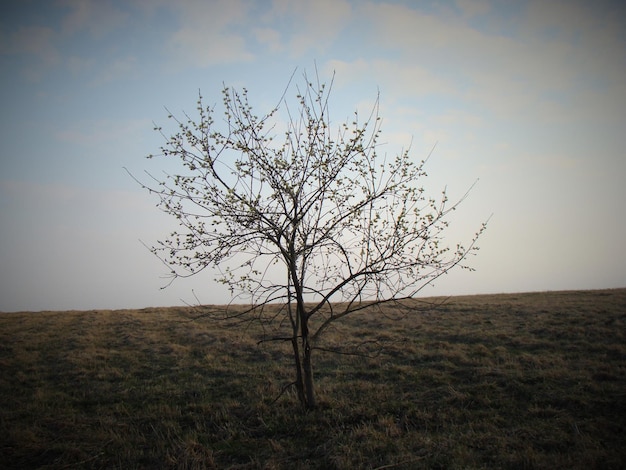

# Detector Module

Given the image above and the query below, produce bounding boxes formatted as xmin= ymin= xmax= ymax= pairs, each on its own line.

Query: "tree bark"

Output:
xmin=291 ymin=337 xmax=306 ymax=408
xmin=297 ymin=292 xmax=316 ymax=410
xmin=290 ymin=330 xmax=315 ymax=410
xmin=302 ymin=333 xmax=316 ymax=409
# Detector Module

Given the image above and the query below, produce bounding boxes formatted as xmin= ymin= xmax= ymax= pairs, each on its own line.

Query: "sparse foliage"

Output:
xmin=131 ymin=70 xmax=488 ymax=409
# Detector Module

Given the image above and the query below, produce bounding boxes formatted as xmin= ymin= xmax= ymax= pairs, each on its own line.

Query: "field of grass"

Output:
xmin=1 ymin=288 xmax=625 ymax=469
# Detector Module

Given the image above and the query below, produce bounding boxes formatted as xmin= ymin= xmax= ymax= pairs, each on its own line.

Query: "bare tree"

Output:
xmin=131 ymin=71 xmax=488 ymax=410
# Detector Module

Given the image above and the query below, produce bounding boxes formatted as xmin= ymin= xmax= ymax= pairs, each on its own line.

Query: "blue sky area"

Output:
xmin=1 ymin=0 xmax=625 ymax=311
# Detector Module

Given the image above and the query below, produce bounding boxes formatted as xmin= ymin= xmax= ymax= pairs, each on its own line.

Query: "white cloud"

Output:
xmin=59 ymin=0 xmax=129 ymax=37
xmin=67 ymin=54 xmax=95 ymax=74
xmin=0 ymin=25 xmax=58 ymax=60
xmin=262 ymin=0 xmax=352 ymax=57
xmin=253 ymin=27 xmax=282 ymax=53
xmin=55 ymin=118 xmax=150 ymax=146
xmin=455 ymin=0 xmax=491 ymax=18
xmin=1 ymin=1 xmax=131 ymax=82
xmin=91 ymin=56 xmax=139 ymax=85
xmin=326 ymin=58 xmax=458 ymax=98
xmin=357 ymin=0 xmax=626 ymax=128
xmin=522 ymin=1 xmax=626 ymax=88
xmin=166 ymin=0 xmax=254 ymax=67
xmin=0 ymin=25 xmax=60 ymax=80
xmin=524 ymin=0 xmax=597 ymax=39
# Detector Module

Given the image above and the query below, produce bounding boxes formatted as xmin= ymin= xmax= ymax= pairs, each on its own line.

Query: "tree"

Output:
xmin=131 ymin=71 xmax=488 ymax=410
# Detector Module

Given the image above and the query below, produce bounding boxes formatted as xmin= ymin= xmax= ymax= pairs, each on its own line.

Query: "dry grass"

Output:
xmin=1 ymin=289 xmax=625 ymax=469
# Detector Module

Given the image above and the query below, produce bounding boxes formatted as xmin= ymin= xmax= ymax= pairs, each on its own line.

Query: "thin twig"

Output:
xmin=270 ymin=381 xmax=297 ymax=405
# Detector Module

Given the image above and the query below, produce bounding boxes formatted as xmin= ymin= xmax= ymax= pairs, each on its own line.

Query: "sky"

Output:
xmin=1 ymin=0 xmax=625 ymax=312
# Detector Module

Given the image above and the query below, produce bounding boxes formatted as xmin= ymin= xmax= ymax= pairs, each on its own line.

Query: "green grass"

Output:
xmin=1 ymin=289 xmax=625 ymax=469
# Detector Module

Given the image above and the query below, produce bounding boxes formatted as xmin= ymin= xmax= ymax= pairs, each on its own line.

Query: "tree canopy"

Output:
xmin=132 ymin=71 xmax=488 ymax=409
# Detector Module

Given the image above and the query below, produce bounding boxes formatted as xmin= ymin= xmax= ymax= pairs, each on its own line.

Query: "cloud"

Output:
xmin=164 ymin=0 xmax=353 ymax=65
xmin=0 ymin=25 xmax=58 ymax=59
xmin=55 ymin=118 xmax=150 ymax=146
xmin=455 ymin=0 xmax=491 ymax=18
xmin=252 ymin=27 xmax=282 ymax=53
xmin=166 ymin=0 xmax=254 ymax=66
xmin=91 ymin=56 xmax=139 ymax=85
xmin=357 ymin=0 xmax=626 ymax=126
xmin=66 ymin=54 xmax=95 ymax=75
xmin=245 ymin=0 xmax=352 ymax=57
xmin=0 ymin=25 xmax=60 ymax=80
xmin=59 ymin=0 xmax=129 ymax=37
xmin=279 ymin=0 xmax=352 ymax=56
xmin=1 ymin=1 xmax=131 ymax=82
xmin=327 ymin=58 xmax=459 ymax=98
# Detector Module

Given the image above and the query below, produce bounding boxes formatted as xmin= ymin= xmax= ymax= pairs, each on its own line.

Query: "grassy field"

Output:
xmin=1 ymin=289 xmax=625 ymax=469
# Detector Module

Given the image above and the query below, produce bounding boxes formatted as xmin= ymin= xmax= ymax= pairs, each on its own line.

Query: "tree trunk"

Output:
xmin=291 ymin=334 xmax=315 ymax=410
xmin=298 ymin=296 xmax=317 ymax=410
xmin=302 ymin=334 xmax=316 ymax=409
xmin=288 ymin=253 xmax=316 ymax=410
xmin=291 ymin=302 xmax=316 ymax=410
xmin=291 ymin=337 xmax=306 ymax=408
